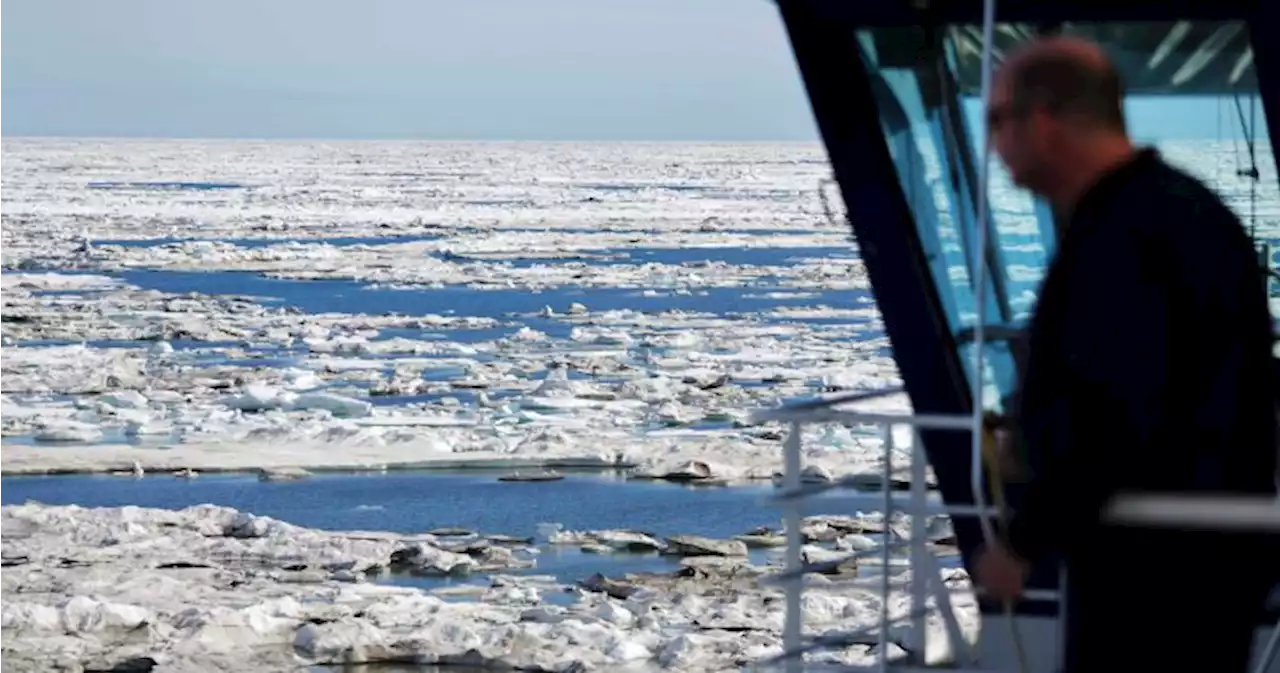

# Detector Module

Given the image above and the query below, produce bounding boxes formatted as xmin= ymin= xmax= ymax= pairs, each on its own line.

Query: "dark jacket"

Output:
xmin=1005 ymin=148 xmax=1278 ymax=564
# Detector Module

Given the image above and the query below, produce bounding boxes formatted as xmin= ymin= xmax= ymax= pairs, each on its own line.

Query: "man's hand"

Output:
xmin=975 ymin=543 xmax=1029 ymax=601
xmin=981 ymin=413 xmax=1027 ymax=482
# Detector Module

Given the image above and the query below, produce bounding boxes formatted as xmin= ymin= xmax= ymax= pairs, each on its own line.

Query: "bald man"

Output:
xmin=972 ymin=37 xmax=1277 ymax=672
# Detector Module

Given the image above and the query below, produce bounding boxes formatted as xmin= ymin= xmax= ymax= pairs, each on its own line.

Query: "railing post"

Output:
xmin=909 ymin=428 xmax=929 ymax=663
xmin=1058 ymin=563 xmax=1069 ymax=672
xmin=783 ymin=420 xmax=805 ymax=673
xmin=879 ymin=424 xmax=895 ymax=673
xmin=755 ymin=400 xmax=1014 ymax=672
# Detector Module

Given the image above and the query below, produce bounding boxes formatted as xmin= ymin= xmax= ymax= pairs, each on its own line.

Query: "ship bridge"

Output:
xmin=762 ymin=1 xmax=1279 ymax=671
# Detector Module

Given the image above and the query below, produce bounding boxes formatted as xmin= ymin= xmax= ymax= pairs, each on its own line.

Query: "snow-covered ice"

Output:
xmin=1 ymin=138 xmax=1274 ymax=671
xmin=0 ymin=502 xmax=977 ymax=672
xmin=1 ymin=140 xmax=911 ymax=483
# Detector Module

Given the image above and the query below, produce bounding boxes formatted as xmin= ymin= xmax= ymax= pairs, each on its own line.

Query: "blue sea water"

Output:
xmin=1 ymin=471 xmax=781 ymax=539
xmin=9 ymin=266 xmax=888 ymax=429
xmin=0 ymin=140 xmax=1194 ymax=670
xmin=11 ymin=239 xmax=881 ymax=355
xmin=107 ymin=268 xmax=865 ymax=321
xmin=1 ymin=471 xmax=912 ymax=592
xmin=93 ymin=234 xmax=445 ymax=249
xmin=5 ymin=240 xmax=889 ymax=458
xmin=442 ymin=244 xmax=856 ymax=268
xmin=2 ymin=231 xmax=898 ymax=597
xmin=86 ymin=181 xmax=247 ymax=191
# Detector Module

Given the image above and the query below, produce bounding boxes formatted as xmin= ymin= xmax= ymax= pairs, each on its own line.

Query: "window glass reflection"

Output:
xmin=955 ymin=21 xmax=1276 ymax=319
xmin=858 ymin=20 xmax=1278 ymax=410
xmin=857 ymin=29 xmax=1019 ymax=408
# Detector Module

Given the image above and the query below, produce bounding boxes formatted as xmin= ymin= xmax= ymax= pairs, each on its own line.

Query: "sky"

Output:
xmin=2 ymin=0 xmax=814 ymax=140
xmin=1 ymin=0 xmax=1271 ymax=141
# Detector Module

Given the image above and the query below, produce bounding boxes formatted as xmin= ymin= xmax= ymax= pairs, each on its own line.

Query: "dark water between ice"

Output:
xmin=3 ymin=470 xmax=915 ymax=593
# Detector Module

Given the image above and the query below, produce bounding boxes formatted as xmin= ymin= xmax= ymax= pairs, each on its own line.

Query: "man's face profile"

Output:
xmin=988 ymin=77 xmax=1059 ymax=198
xmin=988 ymin=75 xmax=1047 ymax=193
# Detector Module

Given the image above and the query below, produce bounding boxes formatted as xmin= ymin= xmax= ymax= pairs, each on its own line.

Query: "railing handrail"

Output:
xmin=769 ymin=387 xmax=908 ymax=412
xmin=763 ymin=400 xmax=1279 ymax=673
xmin=761 ymin=388 xmax=1055 ymax=673
xmin=772 ymin=411 xmax=986 ymax=673
xmin=1106 ymin=494 xmax=1280 ymax=532
xmin=752 ymin=406 xmax=975 ymax=429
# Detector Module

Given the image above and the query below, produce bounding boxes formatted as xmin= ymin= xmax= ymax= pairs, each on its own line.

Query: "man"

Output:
xmin=973 ymin=37 xmax=1277 ymax=672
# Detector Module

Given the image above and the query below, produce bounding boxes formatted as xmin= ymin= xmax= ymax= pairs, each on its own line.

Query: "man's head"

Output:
xmin=990 ymin=37 xmax=1132 ymax=202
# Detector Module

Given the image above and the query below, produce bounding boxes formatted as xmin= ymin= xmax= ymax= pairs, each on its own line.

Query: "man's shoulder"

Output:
xmin=1115 ymin=157 xmax=1248 ymax=245
xmin=1144 ymin=158 xmax=1241 ymax=227
xmin=1121 ymin=158 xmax=1265 ymax=290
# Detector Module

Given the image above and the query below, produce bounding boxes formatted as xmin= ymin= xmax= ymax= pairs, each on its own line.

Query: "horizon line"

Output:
xmin=1 ymin=134 xmax=827 ymax=144
xmin=3 ymin=133 xmax=1262 ymax=143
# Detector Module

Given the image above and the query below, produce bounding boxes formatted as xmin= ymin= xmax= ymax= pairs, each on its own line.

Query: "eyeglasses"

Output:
xmin=986 ymin=101 xmax=1029 ymax=130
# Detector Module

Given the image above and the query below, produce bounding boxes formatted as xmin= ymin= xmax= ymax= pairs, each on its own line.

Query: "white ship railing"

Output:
xmin=747 ymin=388 xmax=1044 ymax=670
xmin=750 ymin=389 xmax=1280 ymax=673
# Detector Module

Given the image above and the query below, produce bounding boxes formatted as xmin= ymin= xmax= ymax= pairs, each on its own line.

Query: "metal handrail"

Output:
xmin=770 ymin=478 xmax=999 ymax=514
xmin=1106 ymin=494 xmax=1280 ymax=531
xmin=753 ymin=407 xmax=975 ymax=429
xmin=773 ymin=387 xmax=908 ymax=412
xmin=762 ymin=397 xmax=1280 ymax=673
xmin=768 ymin=401 xmax=1015 ymax=673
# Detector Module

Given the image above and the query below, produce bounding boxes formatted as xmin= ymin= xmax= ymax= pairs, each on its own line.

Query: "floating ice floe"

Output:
xmin=0 ymin=141 xmax=925 ymax=487
xmin=1 ymin=502 xmax=977 ymax=672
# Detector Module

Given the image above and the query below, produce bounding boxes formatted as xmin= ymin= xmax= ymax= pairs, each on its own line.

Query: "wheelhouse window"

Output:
xmin=856 ymin=20 xmax=1277 ymax=408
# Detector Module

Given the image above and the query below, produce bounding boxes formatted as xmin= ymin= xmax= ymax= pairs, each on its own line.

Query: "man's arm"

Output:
xmin=1004 ymin=226 xmax=1170 ymax=562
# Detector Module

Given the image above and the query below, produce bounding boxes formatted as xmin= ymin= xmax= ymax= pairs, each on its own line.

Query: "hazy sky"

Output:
xmin=3 ymin=0 xmax=815 ymax=140
xmin=1 ymin=0 xmax=1270 ymax=141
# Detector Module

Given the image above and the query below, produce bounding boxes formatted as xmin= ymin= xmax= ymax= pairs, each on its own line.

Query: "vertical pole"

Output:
xmin=916 ymin=445 xmax=977 ymax=665
xmin=1058 ymin=563 xmax=1070 ymax=672
xmin=909 ymin=429 xmax=929 ymax=664
xmin=783 ymin=421 xmax=804 ymax=673
xmin=1260 ymin=241 xmax=1273 ymax=297
xmin=969 ymin=0 xmax=999 ymax=552
xmin=880 ymin=424 xmax=895 ymax=673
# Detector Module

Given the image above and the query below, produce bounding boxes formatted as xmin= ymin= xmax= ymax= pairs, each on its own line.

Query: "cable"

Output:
xmin=969 ymin=0 xmax=998 ymax=559
xmin=969 ymin=1 xmax=1031 ymax=671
